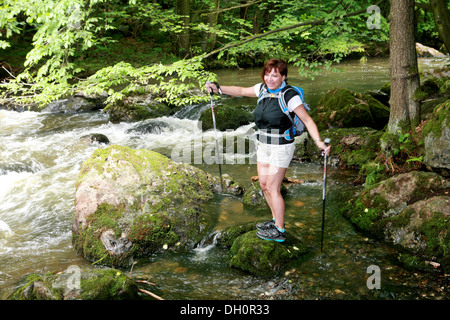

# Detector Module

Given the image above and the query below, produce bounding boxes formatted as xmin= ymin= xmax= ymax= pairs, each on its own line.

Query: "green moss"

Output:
xmin=229 ymin=231 xmax=308 ymax=277
xmin=420 ymin=211 xmax=450 ymax=259
xmin=341 ymin=198 xmax=384 ymax=233
xmin=80 ymin=269 xmax=138 ymax=300
xmin=72 ymin=203 xmax=127 ymax=266
xmin=199 ymin=104 xmax=253 ymax=131
xmin=313 ymin=87 xmax=389 ymax=130
xmin=422 ymin=99 xmax=449 ymax=139
xmin=128 ymin=212 xmax=179 ymax=254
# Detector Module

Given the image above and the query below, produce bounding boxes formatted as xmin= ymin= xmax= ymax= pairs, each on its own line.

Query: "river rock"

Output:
xmin=229 ymin=231 xmax=308 ymax=277
xmin=43 ymin=91 xmax=107 ymax=113
xmin=79 ymin=133 xmax=110 ymax=145
xmin=422 ymin=100 xmax=449 ymax=176
xmin=294 ymin=127 xmax=383 ymax=168
xmin=72 ymin=145 xmax=215 ymax=267
xmin=377 ymin=196 xmax=449 ymax=269
xmin=9 ymin=267 xmax=139 ymax=300
xmin=341 ymin=170 xmax=449 ymax=272
xmin=105 ymin=94 xmax=172 ymax=123
xmin=199 ymin=104 xmax=253 ymax=131
xmin=415 ymin=42 xmax=447 ymax=58
xmin=313 ymin=87 xmax=390 ymax=131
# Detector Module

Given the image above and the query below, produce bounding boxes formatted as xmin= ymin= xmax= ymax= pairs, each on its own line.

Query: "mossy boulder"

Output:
xmin=229 ymin=231 xmax=308 ymax=277
xmin=9 ymin=268 xmax=139 ymax=300
xmin=199 ymin=104 xmax=253 ymax=131
xmin=312 ymin=87 xmax=390 ymax=131
xmin=341 ymin=171 xmax=449 ymax=272
xmin=105 ymin=94 xmax=172 ymax=123
xmin=294 ymin=127 xmax=383 ymax=168
xmin=73 ymin=145 xmax=215 ymax=267
xmin=377 ymin=196 xmax=450 ymax=272
xmin=422 ymin=100 xmax=450 ymax=176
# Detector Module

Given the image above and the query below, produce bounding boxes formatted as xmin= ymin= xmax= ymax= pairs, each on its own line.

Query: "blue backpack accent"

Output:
xmin=257 ymin=84 xmax=310 ymax=140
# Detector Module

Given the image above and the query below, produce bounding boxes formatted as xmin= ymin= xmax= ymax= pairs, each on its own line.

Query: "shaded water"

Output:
xmin=0 ymin=58 xmax=448 ymax=300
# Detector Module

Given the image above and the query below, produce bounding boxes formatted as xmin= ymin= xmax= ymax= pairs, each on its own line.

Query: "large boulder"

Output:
xmin=199 ymin=104 xmax=253 ymax=131
xmin=422 ymin=100 xmax=450 ymax=176
xmin=341 ymin=171 xmax=449 ymax=272
xmin=313 ymin=87 xmax=390 ymax=131
xmin=105 ymin=94 xmax=172 ymax=123
xmin=378 ymin=196 xmax=449 ymax=272
xmin=72 ymin=145 xmax=215 ymax=267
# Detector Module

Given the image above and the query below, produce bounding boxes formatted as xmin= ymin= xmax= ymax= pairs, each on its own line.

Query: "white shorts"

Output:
xmin=256 ymin=141 xmax=295 ymax=169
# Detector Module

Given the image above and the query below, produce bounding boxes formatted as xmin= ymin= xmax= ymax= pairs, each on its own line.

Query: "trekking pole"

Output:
xmin=320 ymin=138 xmax=331 ymax=252
xmin=206 ymin=82 xmax=224 ymax=192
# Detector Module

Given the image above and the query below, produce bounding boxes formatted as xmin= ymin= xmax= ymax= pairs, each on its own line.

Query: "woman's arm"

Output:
xmin=293 ymin=105 xmax=331 ymax=155
xmin=205 ymin=82 xmax=256 ymax=97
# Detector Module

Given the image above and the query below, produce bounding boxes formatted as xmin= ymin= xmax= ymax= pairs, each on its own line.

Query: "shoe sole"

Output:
xmin=256 ymin=232 xmax=285 ymax=243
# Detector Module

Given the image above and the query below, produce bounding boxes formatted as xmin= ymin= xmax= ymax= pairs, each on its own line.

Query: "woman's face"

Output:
xmin=264 ymin=68 xmax=285 ymax=90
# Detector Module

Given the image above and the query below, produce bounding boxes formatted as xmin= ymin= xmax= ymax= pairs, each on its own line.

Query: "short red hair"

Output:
xmin=261 ymin=59 xmax=288 ymax=84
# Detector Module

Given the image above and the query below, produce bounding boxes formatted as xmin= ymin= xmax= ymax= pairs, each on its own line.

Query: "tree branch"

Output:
xmin=202 ymin=0 xmax=386 ymax=59
xmin=201 ymin=0 xmax=263 ymax=16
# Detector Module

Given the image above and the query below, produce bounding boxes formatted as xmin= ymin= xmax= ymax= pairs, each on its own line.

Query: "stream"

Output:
xmin=0 ymin=57 xmax=448 ymax=300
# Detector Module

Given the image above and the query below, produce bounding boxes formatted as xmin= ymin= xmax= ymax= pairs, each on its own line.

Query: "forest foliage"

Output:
xmin=0 ymin=0 xmax=444 ymax=108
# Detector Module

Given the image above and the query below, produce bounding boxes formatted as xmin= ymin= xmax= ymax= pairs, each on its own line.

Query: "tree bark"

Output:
xmin=429 ymin=0 xmax=450 ymax=53
xmin=202 ymin=0 xmax=220 ymax=53
xmin=178 ymin=0 xmax=191 ymax=55
xmin=388 ymin=0 xmax=420 ymax=134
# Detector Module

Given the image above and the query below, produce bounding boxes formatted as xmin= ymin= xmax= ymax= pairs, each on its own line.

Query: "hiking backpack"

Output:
xmin=257 ymin=84 xmax=311 ymax=140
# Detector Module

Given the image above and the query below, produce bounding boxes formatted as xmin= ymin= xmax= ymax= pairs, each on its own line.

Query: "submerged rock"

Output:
xmin=73 ymin=145 xmax=215 ymax=267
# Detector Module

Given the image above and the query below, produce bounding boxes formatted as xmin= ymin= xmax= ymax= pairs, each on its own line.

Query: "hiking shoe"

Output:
xmin=256 ymin=227 xmax=286 ymax=243
xmin=256 ymin=219 xmax=275 ymax=231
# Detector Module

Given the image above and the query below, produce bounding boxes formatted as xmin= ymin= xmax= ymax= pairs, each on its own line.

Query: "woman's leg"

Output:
xmin=257 ymin=161 xmax=287 ymax=230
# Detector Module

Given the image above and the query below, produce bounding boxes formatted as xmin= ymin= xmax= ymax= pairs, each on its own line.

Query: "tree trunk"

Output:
xmin=429 ymin=0 xmax=450 ymax=53
xmin=388 ymin=0 xmax=420 ymax=134
xmin=178 ymin=0 xmax=191 ymax=55
xmin=202 ymin=0 xmax=220 ymax=53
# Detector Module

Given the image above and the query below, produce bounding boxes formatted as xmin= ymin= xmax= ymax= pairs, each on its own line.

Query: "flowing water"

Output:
xmin=0 ymin=58 xmax=448 ymax=300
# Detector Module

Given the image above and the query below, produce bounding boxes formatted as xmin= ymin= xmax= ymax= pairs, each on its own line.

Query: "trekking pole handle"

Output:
xmin=321 ymin=138 xmax=331 ymax=156
xmin=206 ymin=81 xmax=222 ymax=95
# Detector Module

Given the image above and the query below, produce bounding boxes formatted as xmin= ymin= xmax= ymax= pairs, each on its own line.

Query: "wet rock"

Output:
xmin=199 ymin=104 xmax=253 ymax=131
xmin=313 ymin=87 xmax=390 ymax=131
xmin=229 ymin=231 xmax=308 ymax=277
xmin=341 ymin=170 xmax=449 ymax=272
xmin=379 ymin=196 xmax=449 ymax=252
xmin=73 ymin=145 xmax=215 ymax=267
xmin=43 ymin=91 xmax=107 ymax=113
xmin=105 ymin=94 xmax=172 ymax=123
xmin=9 ymin=267 xmax=139 ymax=300
xmin=207 ymin=173 xmax=245 ymax=195
xmin=345 ymin=171 xmax=446 ymax=222
xmin=79 ymin=133 xmax=110 ymax=145
xmin=422 ymin=100 xmax=450 ymax=176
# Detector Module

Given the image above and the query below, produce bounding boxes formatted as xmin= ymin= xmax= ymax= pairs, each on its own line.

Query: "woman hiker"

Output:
xmin=205 ymin=58 xmax=331 ymax=243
